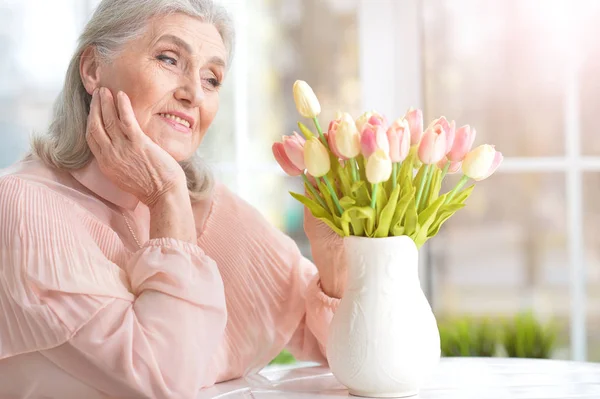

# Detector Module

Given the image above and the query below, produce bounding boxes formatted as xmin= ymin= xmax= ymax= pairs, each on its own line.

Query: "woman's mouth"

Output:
xmin=158 ymin=113 xmax=192 ymax=133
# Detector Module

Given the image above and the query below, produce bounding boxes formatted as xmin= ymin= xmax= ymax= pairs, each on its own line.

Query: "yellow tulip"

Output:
xmin=333 ymin=112 xmax=361 ymax=159
xmin=293 ymin=80 xmax=321 ymax=118
xmin=366 ymin=149 xmax=393 ymax=184
xmin=304 ymin=137 xmax=331 ymax=177
xmin=462 ymin=144 xmax=502 ymax=181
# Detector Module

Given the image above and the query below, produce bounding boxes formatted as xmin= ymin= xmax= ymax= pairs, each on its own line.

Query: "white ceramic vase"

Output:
xmin=326 ymin=235 xmax=440 ymax=398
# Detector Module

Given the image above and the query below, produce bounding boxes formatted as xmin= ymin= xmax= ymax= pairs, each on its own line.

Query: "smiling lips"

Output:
xmin=158 ymin=113 xmax=192 ymax=129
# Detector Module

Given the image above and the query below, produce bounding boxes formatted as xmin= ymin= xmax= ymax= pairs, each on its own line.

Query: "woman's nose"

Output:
xmin=174 ymin=76 xmax=205 ymax=108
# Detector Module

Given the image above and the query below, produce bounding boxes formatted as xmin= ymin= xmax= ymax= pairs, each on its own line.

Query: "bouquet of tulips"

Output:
xmin=272 ymin=81 xmax=503 ymax=248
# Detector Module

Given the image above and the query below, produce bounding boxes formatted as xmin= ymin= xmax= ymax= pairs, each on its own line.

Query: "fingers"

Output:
xmin=116 ymin=91 xmax=142 ymax=141
xmin=86 ymin=88 xmax=111 ymax=154
xmin=99 ymin=87 xmax=121 ymax=141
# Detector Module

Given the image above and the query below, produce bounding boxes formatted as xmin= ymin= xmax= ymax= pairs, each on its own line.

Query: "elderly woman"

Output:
xmin=0 ymin=0 xmax=346 ymax=398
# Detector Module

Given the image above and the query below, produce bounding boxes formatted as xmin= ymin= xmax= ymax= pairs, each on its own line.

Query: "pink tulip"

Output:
xmin=368 ymin=113 xmax=386 ymax=127
xmin=418 ymin=125 xmax=447 ymax=165
xmin=282 ymin=132 xmax=306 ymax=170
xmin=437 ymin=158 xmax=462 ymax=174
xmin=328 ymin=112 xmax=361 ymax=159
xmin=360 ymin=127 xmax=378 ymax=158
xmin=272 ymin=142 xmax=303 ymax=176
xmin=374 ymin=125 xmax=390 ymax=155
xmin=405 ymin=108 xmax=423 ymax=145
xmin=386 ymin=118 xmax=411 ymax=162
xmin=327 ymin=124 xmax=346 ymax=160
xmin=447 ymin=125 xmax=476 ymax=162
xmin=355 ymin=111 xmax=386 ymax=133
xmin=428 ymin=116 xmax=456 ymax=154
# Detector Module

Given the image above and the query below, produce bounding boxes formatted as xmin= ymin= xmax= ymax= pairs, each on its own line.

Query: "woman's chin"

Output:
xmin=167 ymin=147 xmax=195 ymax=163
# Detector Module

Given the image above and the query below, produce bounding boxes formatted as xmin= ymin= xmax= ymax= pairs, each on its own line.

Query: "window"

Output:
xmin=416 ymin=0 xmax=596 ymax=361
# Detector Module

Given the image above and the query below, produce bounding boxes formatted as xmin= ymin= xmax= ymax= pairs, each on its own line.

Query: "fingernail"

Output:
xmin=92 ymin=88 xmax=98 ymax=97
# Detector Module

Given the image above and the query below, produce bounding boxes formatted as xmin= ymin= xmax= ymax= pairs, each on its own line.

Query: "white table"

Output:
xmin=197 ymin=358 xmax=600 ymax=398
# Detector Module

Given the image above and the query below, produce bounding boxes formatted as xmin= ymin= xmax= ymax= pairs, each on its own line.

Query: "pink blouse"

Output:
xmin=0 ymin=157 xmax=342 ymax=399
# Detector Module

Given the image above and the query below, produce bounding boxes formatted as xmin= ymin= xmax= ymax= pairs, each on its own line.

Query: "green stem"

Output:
xmin=419 ymin=165 xmax=436 ymax=211
xmin=415 ymin=164 xmax=431 ymax=209
xmin=302 ymin=174 xmax=327 ymax=209
xmin=313 ymin=117 xmax=328 ymax=149
xmin=321 ymin=175 xmax=344 ymax=216
xmin=370 ymin=183 xmax=378 ymax=209
xmin=441 ymin=161 xmax=451 ymax=180
xmin=350 ymin=158 xmax=359 ymax=183
xmin=445 ymin=175 xmax=470 ymax=204
xmin=392 ymin=163 xmax=399 ymax=190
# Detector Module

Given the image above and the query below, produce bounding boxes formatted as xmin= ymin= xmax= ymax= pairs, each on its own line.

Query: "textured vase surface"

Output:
xmin=326 ymin=235 xmax=440 ymax=398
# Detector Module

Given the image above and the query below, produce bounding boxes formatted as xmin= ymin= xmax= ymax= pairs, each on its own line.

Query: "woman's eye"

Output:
xmin=207 ymin=78 xmax=222 ymax=89
xmin=157 ymin=54 xmax=177 ymax=66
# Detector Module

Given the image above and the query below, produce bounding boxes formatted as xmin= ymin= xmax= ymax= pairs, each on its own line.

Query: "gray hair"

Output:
xmin=31 ymin=0 xmax=235 ymax=201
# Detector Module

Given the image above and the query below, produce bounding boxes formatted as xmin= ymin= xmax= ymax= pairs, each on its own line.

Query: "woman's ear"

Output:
xmin=80 ymin=46 xmax=101 ymax=95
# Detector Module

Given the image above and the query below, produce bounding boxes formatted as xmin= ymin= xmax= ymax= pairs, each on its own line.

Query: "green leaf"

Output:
xmin=338 ymin=161 xmax=353 ymax=198
xmin=318 ymin=179 xmax=336 ymax=215
xmin=357 ymin=155 xmax=368 ymax=183
xmin=452 ymin=184 xmax=475 ymax=205
xmin=339 ymin=196 xmax=356 ymax=210
xmin=401 ymin=146 xmax=418 ymax=181
xmin=339 ymin=196 xmax=361 ymax=236
xmin=391 ymin=225 xmax=405 ymax=236
xmin=351 ymin=180 xmax=371 ymax=206
xmin=413 ymin=195 xmax=446 ymax=247
xmin=391 ymin=186 xmax=415 ymax=229
xmin=290 ymin=191 xmax=343 ymax=236
xmin=340 ymin=196 xmax=362 ymax=237
xmin=418 ymin=194 xmax=446 ymax=227
xmin=351 ymin=180 xmax=364 ymax=194
xmin=413 ymin=163 xmax=427 ymax=190
xmin=320 ymin=216 xmax=345 ymax=237
xmin=375 ymin=183 xmax=388 ymax=221
xmin=428 ymin=203 xmax=465 ymax=237
xmin=341 ymin=206 xmax=376 ymax=223
xmin=420 ymin=167 xmax=439 ymax=210
xmin=403 ymin=197 xmax=418 ymax=237
xmin=341 ymin=206 xmax=375 ymax=237
xmin=297 ymin=122 xmax=315 ymax=139
xmin=289 ymin=191 xmax=330 ymax=219
xmin=374 ymin=184 xmax=401 ymax=237
xmin=340 ymin=217 xmax=351 ymax=237
xmin=427 ymin=168 xmax=443 ymax=206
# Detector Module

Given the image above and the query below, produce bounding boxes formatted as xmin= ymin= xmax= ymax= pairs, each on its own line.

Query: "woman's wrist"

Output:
xmin=149 ymin=187 xmax=197 ymax=244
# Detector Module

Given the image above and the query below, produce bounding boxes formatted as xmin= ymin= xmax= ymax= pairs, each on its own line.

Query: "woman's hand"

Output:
xmin=86 ymin=87 xmax=186 ymax=207
xmin=304 ymin=209 xmax=347 ymax=299
xmin=87 ymin=87 xmax=197 ymax=244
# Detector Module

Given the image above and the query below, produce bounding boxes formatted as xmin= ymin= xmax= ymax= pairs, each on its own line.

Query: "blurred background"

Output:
xmin=1 ymin=0 xmax=599 ymax=362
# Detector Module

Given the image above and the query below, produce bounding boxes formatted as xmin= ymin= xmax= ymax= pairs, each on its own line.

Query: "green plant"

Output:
xmin=439 ymin=317 xmax=498 ymax=357
xmin=269 ymin=349 xmax=296 ymax=365
xmin=502 ymin=311 xmax=557 ymax=359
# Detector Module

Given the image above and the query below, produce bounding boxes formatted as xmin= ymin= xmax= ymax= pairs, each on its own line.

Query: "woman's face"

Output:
xmin=92 ymin=13 xmax=227 ymax=162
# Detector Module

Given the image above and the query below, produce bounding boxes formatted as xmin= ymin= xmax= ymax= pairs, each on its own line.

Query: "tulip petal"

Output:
xmin=447 ymin=125 xmax=474 ymax=162
xmin=477 ymin=151 xmax=503 ymax=181
xmin=405 ymin=108 xmax=423 ymax=145
xmin=273 ymin=142 xmax=303 ymax=176
xmin=361 ymin=128 xmax=378 ymax=158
